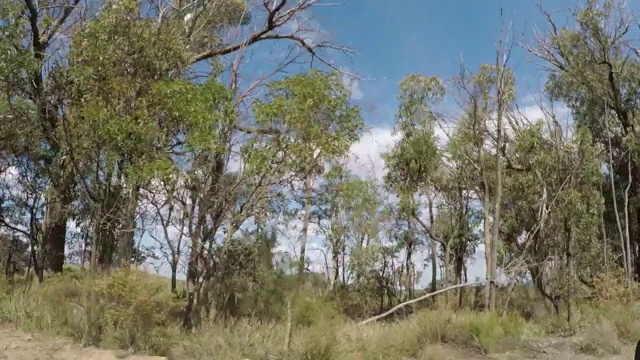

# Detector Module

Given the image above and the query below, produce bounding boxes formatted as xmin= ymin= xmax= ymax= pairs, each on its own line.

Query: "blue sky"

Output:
xmin=311 ymin=0 xmax=583 ymax=126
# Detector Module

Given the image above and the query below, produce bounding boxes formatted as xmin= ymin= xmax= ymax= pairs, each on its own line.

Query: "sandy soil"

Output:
xmin=0 ymin=327 xmax=166 ymax=360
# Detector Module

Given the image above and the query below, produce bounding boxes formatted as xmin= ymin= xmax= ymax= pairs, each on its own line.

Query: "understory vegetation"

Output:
xmin=2 ymin=0 xmax=640 ymax=359
xmin=0 ymin=268 xmax=639 ymax=359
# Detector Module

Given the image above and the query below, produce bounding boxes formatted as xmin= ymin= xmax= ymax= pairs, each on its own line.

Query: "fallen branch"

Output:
xmin=357 ymin=281 xmax=503 ymax=326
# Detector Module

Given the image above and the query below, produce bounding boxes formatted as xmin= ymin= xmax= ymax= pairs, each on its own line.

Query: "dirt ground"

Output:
xmin=0 ymin=327 xmax=166 ymax=360
xmin=408 ymin=337 xmax=638 ymax=360
xmin=0 ymin=326 xmax=636 ymax=360
xmin=488 ymin=337 xmax=638 ymax=360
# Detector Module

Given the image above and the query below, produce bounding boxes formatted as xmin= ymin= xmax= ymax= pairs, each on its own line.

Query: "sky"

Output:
xmin=140 ymin=0 xmax=639 ymax=286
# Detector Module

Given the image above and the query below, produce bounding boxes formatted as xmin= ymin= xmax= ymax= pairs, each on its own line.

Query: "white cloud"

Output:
xmin=345 ymin=124 xmax=452 ymax=181
xmin=278 ymin=10 xmax=327 ymax=49
xmin=341 ymin=72 xmax=364 ymax=101
xmin=519 ymin=102 xmax=570 ymax=123
xmin=346 ymin=126 xmax=399 ymax=180
xmin=515 ymin=93 xmax=573 ymax=136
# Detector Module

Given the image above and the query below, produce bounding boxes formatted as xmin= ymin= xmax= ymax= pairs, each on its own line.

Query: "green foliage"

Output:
xmin=0 ymin=1 xmax=36 ymax=90
xmin=253 ymin=69 xmax=364 ymax=175
xmin=91 ymin=268 xmax=182 ymax=352
xmin=4 ymin=0 xmax=640 ymax=359
xmin=65 ymin=3 xmax=235 ymax=185
xmin=384 ymin=74 xmax=444 ymax=204
xmin=291 ymin=289 xmax=344 ymax=327
xmin=0 ymin=269 xmax=181 ymax=355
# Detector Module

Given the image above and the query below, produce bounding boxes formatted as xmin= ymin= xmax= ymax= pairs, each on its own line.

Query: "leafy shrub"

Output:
xmin=592 ymin=269 xmax=634 ymax=307
xmin=291 ymin=290 xmax=344 ymax=327
xmin=0 ymin=268 xmax=181 ymax=356
xmin=90 ymin=268 xmax=182 ymax=353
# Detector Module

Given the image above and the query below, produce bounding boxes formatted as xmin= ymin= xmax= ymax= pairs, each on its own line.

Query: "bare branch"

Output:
xmin=358 ymin=281 xmax=505 ymax=326
xmin=42 ymin=0 xmax=81 ymax=46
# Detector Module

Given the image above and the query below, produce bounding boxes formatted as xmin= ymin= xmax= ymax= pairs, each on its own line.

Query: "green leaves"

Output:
xmin=64 ymin=2 xmax=235 ymax=184
xmin=396 ymin=74 xmax=445 ymax=134
xmin=0 ymin=1 xmax=35 ymax=90
xmin=384 ymin=74 xmax=444 ymax=203
xmin=253 ymin=69 xmax=364 ymax=175
xmin=148 ymin=79 xmax=234 ymax=151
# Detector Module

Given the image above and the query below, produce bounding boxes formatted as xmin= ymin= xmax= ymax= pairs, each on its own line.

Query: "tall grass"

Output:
xmin=0 ymin=269 xmax=638 ymax=359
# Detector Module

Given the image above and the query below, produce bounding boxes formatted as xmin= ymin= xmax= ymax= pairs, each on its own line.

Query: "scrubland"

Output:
xmin=0 ymin=267 xmax=638 ymax=360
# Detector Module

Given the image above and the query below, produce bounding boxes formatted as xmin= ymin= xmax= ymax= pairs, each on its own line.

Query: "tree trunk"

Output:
xmin=565 ymin=218 xmax=575 ymax=328
xmin=463 ymin=262 xmax=468 ymax=283
xmin=482 ymin=197 xmax=492 ymax=311
xmin=623 ymin=154 xmax=633 ymax=286
xmin=455 ymin=252 xmax=464 ymax=309
xmin=332 ymin=247 xmax=340 ymax=290
xmin=29 ymin=244 xmax=44 ymax=283
xmin=551 ymin=299 xmax=560 ymax=316
xmin=479 ymin=107 xmax=492 ymax=310
xmin=405 ymin=224 xmax=414 ymax=299
xmin=490 ymin=58 xmax=505 ymax=312
xmin=43 ymin=185 xmax=70 ymax=274
xmin=455 ymin=269 xmax=463 ymax=309
xmin=117 ymin=185 xmax=139 ymax=267
xmin=443 ymin=244 xmax=452 ymax=306
xmin=605 ymin=111 xmax=631 ymax=282
xmin=430 ymin=236 xmax=437 ymax=293
xmin=4 ymin=243 xmax=13 ymax=280
xmin=170 ymin=262 xmax=178 ymax=293
xmin=182 ymin=222 xmax=203 ymax=330
xmin=183 ymin=256 xmax=197 ymax=330
xmin=80 ymin=232 xmax=87 ymax=269
xmin=341 ymin=243 xmax=347 ymax=285
xmin=297 ymin=174 xmax=312 ymax=276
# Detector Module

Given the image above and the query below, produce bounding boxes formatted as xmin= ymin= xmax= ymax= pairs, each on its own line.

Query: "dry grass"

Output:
xmin=0 ymin=269 xmax=639 ymax=360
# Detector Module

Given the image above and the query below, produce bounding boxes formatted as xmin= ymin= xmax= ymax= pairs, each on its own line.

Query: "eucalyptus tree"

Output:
xmin=383 ymin=74 xmax=445 ymax=296
xmin=252 ymin=69 xmax=364 ymax=277
xmin=450 ymin=63 xmax=515 ymax=310
xmin=313 ymin=165 xmax=382 ymax=289
xmin=527 ymin=0 xmax=640 ymax=281
xmin=0 ymin=0 xmax=348 ymax=276
xmin=499 ymin=118 xmax=604 ymax=321
xmin=429 ymin=161 xmax=481 ymax=308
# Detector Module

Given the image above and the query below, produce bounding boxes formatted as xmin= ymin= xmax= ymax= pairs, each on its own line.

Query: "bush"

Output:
xmin=291 ymin=290 xmax=344 ymax=327
xmin=578 ymin=318 xmax=622 ymax=355
xmin=0 ymin=268 xmax=181 ymax=356
xmin=592 ymin=269 xmax=635 ymax=307
xmin=90 ymin=268 xmax=182 ymax=353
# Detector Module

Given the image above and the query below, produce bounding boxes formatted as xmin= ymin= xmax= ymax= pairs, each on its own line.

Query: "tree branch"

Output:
xmin=358 ymin=281 xmax=505 ymax=326
xmin=41 ymin=0 xmax=81 ymax=46
xmin=191 ymin=0 xmax=294 ymax=62
xmin=411 ymin=210 xmax=444 ymax=246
